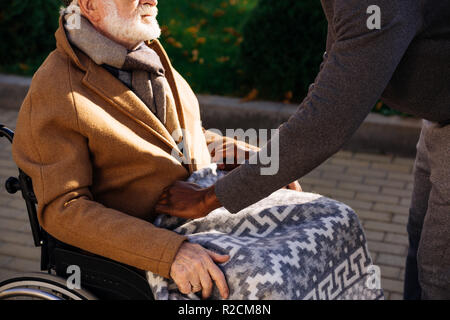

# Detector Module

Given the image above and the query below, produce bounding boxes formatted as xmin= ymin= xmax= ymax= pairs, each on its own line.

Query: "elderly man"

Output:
xmin=12 ymin=0 xmax=300 ymax=299
xmin=12 ymin=0 xmax=377 ymax=300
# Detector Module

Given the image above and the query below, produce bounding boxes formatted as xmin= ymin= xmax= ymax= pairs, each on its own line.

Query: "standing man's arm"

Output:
xmin=156 ymin=0 xmax=421 ymax=217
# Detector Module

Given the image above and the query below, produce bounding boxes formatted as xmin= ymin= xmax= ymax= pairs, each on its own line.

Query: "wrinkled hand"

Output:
xmin=171 ymin=242 xmax=230 ymax=299
xmin=155 ymin=181 xmax=221 ymax=219
xmin=285 ymin=181 xmax=302 ymax=192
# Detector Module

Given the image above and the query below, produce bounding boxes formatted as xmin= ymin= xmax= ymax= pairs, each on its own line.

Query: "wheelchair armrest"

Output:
xmin=53 ymin=247 xmax=154 ymax=300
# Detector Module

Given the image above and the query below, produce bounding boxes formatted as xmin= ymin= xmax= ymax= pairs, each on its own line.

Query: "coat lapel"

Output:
xmin=55 ymin=16 xmax=184 ymax=158
xmin=82 ymin=59 xmax=183 ymax=157
xmin=148 ymin=40 xmax=195 ymax=172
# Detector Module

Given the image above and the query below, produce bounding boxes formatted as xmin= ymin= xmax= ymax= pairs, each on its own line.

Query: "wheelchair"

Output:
xmin=0 ymin=124 xmax=154 ymax=300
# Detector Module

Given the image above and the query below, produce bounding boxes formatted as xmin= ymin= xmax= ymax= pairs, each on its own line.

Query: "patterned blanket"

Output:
xmin=146 ymin=165 xmax=384 ymax=300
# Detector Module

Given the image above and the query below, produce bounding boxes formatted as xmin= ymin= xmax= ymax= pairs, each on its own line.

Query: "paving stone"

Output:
xmin=0 ymin=243 xmax=40 ymax=261
xmin=373 ymin=203 xmax=409 ymax=216
xmin=354 ymin=153 xmax=393 ymax=163
xmin=390 ymin=293 xmax=403 ymax=300
xmin=6 ymin=198 xmax=28 ymax=211
xmin=301 ymin=177 xmax=338 ymax=188
xmin=364 ymin=177 xmax=405 ymax=189
xmin=339 ymin=182 xmax=380 ymax=194
xmin=302 ymin=170 xmax=322 ymax=179
xmin=368 ymin=241 xmax=407 ymax=255
xmin=0 ymin=268 xmax=19 ymax=280
xmin=346 ymin=167 xmax=387 ymax=179
xmin=3 ymin=257 xmax=40 ymax=273
xmin=392 ymin=215 xmax=408 ymax=225
xmin=377 ymin=253 xmax=406 ymax=268
xmin=392 ymin=157 xmax=415 ymax=166
xmin=381 ymin=187 xmax=413 ymax=198
xmin=0 ymin=195 xmax=10 ymax=207
xmin=331 ymin=158 xmax=370 ymax=168
xmin=316 ymin=163 xmax=346 ymax=173
xmin=356 ymin=210 xmax=392 ymax=222
xmin=406 ymin=182 xmax=414 ymax=191
xmin=384 ymin=233 xmax=409 ymax=246
xmin=309 ymin=186 xmax=356 ymax=200
xmin=0 ymin=230 xmax=35 ymax=247
xmin=364 ymin=221 xmax=407 ymax=235
xmin=381 ymin=278 xmax=404 ymax=294
xmin=364 ymin=230 xmax=385 ymax=242
xmin=387 ymin=172 xmax=414 ymax=182
xmin=321 ymin=171 xmax=364 ymax=183
xmin=0 ymin=206 xmax=29 ymax=222
xmin=398 ymin=269 xmax=405 ymax=281
xmin=399 ymin=198 xmax=412 ymax=207
xmin=0 ymin=217 xmax=30 ymax=233
xmin=379 ymin=265 xmax=401 ymax=279
xmin=356 ymin=192 xmax=399 ymax=205
xmin=0 ymin=254 xmax=13 ymax=267
xmin=371 ymin=162 xmax=412 ymax=174
xmin=344 ymin=199 xmax=373 ymax=210
xmin=334 ymin=150 xmax=354 ymax=159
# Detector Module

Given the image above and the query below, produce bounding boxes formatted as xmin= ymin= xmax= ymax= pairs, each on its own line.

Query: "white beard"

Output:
xmin=102 ymin=2 xmax=161 ymax=45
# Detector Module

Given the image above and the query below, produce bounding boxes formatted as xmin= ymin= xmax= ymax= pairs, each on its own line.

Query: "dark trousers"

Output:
xmin=404 ymin=120 xmax=450 ymax=300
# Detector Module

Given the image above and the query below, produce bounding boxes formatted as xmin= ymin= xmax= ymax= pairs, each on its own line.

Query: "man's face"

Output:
xmin=94 ymin=0 xmax=161 ymax=48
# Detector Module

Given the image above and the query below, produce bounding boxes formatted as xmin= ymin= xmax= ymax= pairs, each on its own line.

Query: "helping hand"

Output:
xmin=155 ymin=181 xmax=221 ymax=219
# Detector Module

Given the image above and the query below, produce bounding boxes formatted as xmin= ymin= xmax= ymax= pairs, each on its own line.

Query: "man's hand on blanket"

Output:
xmin=155 ymin=182 xmax=222 ymax=219
xmin=171 ymin=242 xmax=230 ymax=299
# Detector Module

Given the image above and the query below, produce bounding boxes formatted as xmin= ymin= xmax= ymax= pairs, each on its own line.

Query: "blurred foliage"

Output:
xmin=0 ymin=0 xmax=409 ymax=116
xmin=0 ymin=0 xmax=61 ymax=75
xmin=239 ymin=0 xmax=327 ymax=103
xmin=157 ymin=0 xmax=258 ymax=96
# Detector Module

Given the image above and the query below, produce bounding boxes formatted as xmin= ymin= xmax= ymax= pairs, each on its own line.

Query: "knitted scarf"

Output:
xmin=64 ymin=13 xmax=167 ymax=124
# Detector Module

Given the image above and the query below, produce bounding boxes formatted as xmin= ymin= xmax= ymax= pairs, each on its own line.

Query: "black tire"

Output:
xmin=0 ymin=272 xmax=97 ymax=300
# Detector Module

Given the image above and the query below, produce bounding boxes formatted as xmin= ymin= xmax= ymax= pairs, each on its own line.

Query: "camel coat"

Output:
xmin=11 ymin=18 xmax=234 ymax=279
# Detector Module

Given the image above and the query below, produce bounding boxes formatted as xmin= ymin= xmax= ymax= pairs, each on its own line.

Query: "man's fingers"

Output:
xmin=206 ymin=263 xmax=229 ymax=299
xmin=197 ymin=265 xmax=214 ymax=299
xmin=207 ymin=249 xmax=230 ymax=263
xmin=171 ymin=267 xmax=192 ymax=295
xmin=154 ymin=204 xmax=171 ymax=215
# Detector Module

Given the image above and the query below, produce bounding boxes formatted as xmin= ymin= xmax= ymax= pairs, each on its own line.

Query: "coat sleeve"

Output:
xmin=12 ymin=89 xmax=187 ymax=279
xmin=215 ymin=0 xmax=421 ymax=213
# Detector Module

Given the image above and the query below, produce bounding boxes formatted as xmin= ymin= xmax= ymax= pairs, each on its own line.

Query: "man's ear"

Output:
xmin=78 ymin=0 xmax=101 ymax=23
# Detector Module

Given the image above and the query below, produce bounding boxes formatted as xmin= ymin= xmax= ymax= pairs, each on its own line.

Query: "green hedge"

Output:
xmin=238 ymin=0 xmax=327 ymax=102
xmin=0 ymin=0 xmax=62 ymax=75
xmin=0 ymin=0 xmax=409 ymax=116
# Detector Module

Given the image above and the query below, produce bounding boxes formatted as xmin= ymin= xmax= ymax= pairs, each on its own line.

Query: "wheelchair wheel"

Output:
xmin=0 ymin=272 xmax=97 ymax=300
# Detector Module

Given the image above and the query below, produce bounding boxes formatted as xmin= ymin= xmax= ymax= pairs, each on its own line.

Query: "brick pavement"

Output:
xmin=0 ymin=108 xmax=416 ymax=300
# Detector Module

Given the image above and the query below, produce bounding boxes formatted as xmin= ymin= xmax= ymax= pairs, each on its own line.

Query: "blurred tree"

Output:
xmin=0 ymin=0 xmax=61 ymax=75
xmin=239 ymin=0 xmax=327 ymax=102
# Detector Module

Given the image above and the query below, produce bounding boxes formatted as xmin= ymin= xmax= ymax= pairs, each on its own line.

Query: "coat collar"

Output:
xmin=54 ymin=16 xmax=189 ymax=161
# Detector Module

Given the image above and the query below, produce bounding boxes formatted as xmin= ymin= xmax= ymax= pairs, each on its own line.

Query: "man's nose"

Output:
xmin=140 ymin=0 xmax=158 ymax=6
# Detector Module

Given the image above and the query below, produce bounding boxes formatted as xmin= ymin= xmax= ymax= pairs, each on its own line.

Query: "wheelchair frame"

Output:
xmin=0 ymin=124 xmax=154 ymax=300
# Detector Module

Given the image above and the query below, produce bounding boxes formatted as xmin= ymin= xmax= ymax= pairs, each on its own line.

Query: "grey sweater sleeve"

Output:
xmin=215 ymin=0 xmax=421 ymax=213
